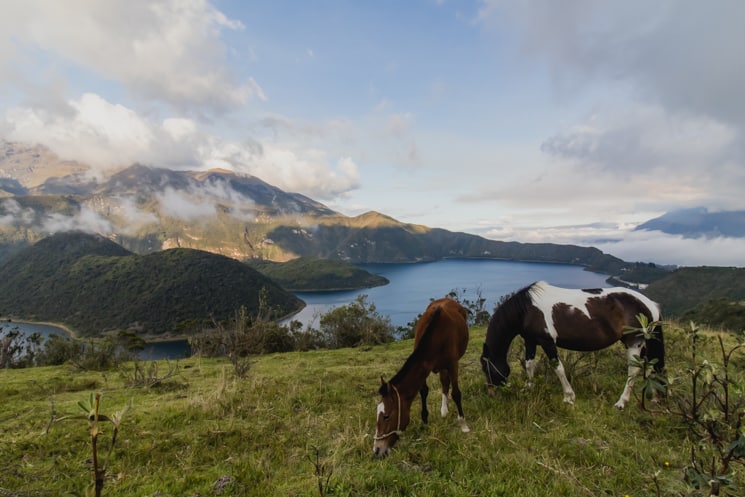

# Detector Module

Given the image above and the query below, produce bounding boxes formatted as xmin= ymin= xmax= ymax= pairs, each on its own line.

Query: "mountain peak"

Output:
xmin=636 ymin=207 xmax=745 ymax=238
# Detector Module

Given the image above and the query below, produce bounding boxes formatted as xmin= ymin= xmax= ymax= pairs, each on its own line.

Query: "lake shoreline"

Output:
xmin=1 ymin=317 xmax=78 ymax=339
xmin=1 ymin=317 xmax=195 ymax=345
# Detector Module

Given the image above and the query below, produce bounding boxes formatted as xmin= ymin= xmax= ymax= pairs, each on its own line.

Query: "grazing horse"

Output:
xmin=373 ymin=298 xmax=470 ymax=457
xmin=480 ymin=281 xmax=665 ymax=409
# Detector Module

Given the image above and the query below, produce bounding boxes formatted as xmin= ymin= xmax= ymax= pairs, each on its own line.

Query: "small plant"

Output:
xmin=309 ymin=446 xmax=333 ymax=497
xmin=674 ymin=322 xmax=745 ymax=496
xmin=118 ymin=359 xmax=180 ymax=388
xmin=77 ymin=392 xmax=130 ymax=497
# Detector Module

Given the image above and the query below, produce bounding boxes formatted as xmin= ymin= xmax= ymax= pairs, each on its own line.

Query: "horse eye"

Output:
xmin=383 ymin=414 xmax=390 ymax=421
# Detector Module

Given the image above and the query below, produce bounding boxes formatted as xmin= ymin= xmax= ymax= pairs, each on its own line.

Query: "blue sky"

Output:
xmin=1 ymin=0 xmax=744 ymax=266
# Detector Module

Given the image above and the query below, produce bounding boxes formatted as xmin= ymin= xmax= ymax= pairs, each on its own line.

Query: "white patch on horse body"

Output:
xmin=440 ymin=393 xmax=449 ymax=417
xmin=376 ymin=401 xmax=385 ymax=418
xmin=529 ymin=281 xmax=660 ymax=341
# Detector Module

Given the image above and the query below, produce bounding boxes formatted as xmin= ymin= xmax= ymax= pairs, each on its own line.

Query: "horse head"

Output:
xmin=373 ymin=377 xmax=411 ymax=457
xmin=481 ymin=342 xmax=510 ymax=395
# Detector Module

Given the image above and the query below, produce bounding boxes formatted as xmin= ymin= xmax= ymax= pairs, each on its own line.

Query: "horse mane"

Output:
xmin=488 ymin=282 xmax=535 ymax=334
xmin=388 ymin=306 xmax=442 ymax=386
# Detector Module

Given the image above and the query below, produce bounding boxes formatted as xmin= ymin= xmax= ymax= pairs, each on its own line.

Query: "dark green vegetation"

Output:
xmin=1 ymin=323 xmax=743 ymax=496
xmin=644 ymin=267 xmax=745 ymax=331
xmin=609 ymin=261 xmax=675 ymax=285
xmin=0 ymin=232 xmax=304 ymax=337
xmin=247 ymin=257 xmax=389 ymax=291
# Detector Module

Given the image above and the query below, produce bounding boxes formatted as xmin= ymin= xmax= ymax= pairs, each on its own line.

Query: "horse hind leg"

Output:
xmin=442 ymin=366 xmax=470 ymax=433
xmin=438 ymin=369 xmax=451 ymax=418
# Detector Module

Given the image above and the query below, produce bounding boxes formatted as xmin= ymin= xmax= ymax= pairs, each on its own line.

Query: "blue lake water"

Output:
xmin=288 ymin=259 xmax=611 ymax=329
xmin=5 ymin=259 xmax=610 ymax=360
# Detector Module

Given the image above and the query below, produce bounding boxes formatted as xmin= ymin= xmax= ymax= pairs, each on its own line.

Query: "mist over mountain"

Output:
xmin=635 ymin=207 xmax=745 ymax=238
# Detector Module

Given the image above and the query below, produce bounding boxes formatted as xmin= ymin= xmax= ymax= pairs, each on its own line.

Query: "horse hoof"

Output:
xmin=614 ymin=402 xmax=626 ymax=410
xmin=458 ymin=418 xmax=470 ymax=433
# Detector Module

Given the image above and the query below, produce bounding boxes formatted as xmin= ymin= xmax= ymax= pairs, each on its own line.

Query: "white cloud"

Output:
xmin=40 ymin=205 xmax=112 ymax=235
xmin=3 ymin=93 xmax=361 ymax=200
xmin=481 ymin=220 xmax=745 ymax=267
xmin=594 ymin=232 xmax=745 ymax=267
xmin=107 ymin=196 xmax=160 ymax=233
xmin=0 ymin=199 xmax=36 ymax=226
xmin=155 ymin=186 xmax=217 ymax=220
xmin=0 ymin=0 xmax=261 ymax=114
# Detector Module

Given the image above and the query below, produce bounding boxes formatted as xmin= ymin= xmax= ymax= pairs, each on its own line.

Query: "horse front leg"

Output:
xmin=524 ymin=338 xmax=538 ymax=387
xmin=615 ymin=341 xmax=643 ymax=409
xmin=544 ymin=343 xmax=575 ymax=404
xmin=420 ymin=382 xmax=429 ymax=424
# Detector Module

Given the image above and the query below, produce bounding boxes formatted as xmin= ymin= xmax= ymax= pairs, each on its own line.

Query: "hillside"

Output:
xmin=1 ymin=325 xmax=742 ymax=496
xmin=643 ymin=266 xmax=745 ymax=329
xmin=0 ymin=232 xmax=304 ymax=337
xmin=247 ymin=257 xmax=389 ymax=291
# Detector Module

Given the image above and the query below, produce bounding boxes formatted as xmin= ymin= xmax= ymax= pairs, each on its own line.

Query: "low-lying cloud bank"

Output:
xmin=481 ymin=223 xmax=745 ymax=268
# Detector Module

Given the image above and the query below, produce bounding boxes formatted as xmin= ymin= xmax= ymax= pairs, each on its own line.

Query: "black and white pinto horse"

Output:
xmin=480 ymin=281 xmax=665 ymax=409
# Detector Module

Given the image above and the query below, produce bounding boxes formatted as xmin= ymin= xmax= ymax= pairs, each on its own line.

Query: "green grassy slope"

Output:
xmin=644 ymin=266 xmax=745 ymax=320
xmin=1 ymin=324 xmax=741 ymax=496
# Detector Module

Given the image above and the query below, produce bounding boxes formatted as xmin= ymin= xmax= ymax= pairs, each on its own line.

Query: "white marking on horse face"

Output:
xmin=376 ymin=401 xmax=385 ymax=419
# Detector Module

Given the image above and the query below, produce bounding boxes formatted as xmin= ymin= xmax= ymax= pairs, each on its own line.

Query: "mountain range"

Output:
xmin=0 ymin=140 xmax=631 ymax=274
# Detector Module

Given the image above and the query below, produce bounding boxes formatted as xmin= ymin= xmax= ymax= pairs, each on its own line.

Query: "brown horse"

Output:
xmin=373 ymin=297 xmax=470 ymax=457
xmin=480 ymin=281 xmax=665 ymax=408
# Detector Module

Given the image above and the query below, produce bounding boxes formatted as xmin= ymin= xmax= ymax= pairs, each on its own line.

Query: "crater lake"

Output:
xmin=6 ymin=259 xmax=611 ymax=359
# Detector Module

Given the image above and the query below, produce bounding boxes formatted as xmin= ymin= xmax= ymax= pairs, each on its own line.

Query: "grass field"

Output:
xmin=1 ymin=324 xmax=743 ymax=496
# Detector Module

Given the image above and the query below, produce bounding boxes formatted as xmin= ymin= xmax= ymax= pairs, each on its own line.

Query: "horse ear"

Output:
xmin=379 ymin=376 xmax=388 ymax=396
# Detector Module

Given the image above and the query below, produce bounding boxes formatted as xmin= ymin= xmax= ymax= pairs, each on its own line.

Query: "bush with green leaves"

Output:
xmin=0 ymin=325 xmax=42 ymax=368
xmin=672 ymin=322 xmax=745 ymax=496
xmin=318 ymin=294 xmax=394 ymax=348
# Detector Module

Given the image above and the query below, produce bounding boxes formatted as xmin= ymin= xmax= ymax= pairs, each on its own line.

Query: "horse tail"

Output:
xmin=414 ymin=305 xmax=442 ymax=346
xmin=424 ymin=306 xmax=443 ymax=336
xmin=646 ymin=322 xmax=665 ymax=373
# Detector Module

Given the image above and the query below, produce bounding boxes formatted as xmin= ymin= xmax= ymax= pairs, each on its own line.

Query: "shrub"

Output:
xmin=319 ymin=294 xmax=394 ymax=348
